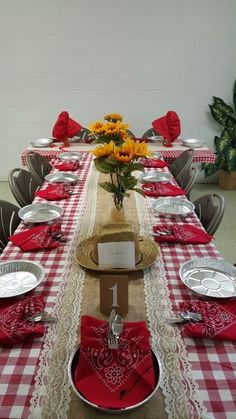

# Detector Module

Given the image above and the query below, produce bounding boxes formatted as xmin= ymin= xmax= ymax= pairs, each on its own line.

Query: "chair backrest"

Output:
xmin=0 ymin=200 xmax=21 ymax=253
xmin=177 ymin=166 xmax=199 ymax=198
xmin=26 ymin=151 xmax=52 ymax=184
xmin=193 ymin=193 xmax=225 ymax=235
xmin=8 ymin=168 xmax=41 ymax=207
xmin=70 ymin=128 xmax=91 ymax=142
xmin=126 ymin=129 xmax=136 ymax=138
xmin=169 ymin=149 xmax=195 ymax=181
xmin=142 ymin=128 xmax=160 ymax=138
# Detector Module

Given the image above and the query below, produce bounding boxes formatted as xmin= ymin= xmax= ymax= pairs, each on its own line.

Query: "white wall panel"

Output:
xmin=0 ymin=0 xmax=235 ymax=179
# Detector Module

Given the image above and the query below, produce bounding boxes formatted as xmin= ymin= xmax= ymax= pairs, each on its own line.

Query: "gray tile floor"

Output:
xmin=0 ymin=181 xmax=235 ymax=264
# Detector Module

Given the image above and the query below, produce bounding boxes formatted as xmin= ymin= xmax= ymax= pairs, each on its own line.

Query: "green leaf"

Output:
xmin=120 ymin=176 xmax=137 ymax=190
xmin=209 ymin=100 xmax=234 ymax=126
xmin=99 ymin=182 xmax=119 ymax=193
xmin=233 ymin=79 xmax=236 ymax=111
xmin=133 ymin=187 xmax=145 ymax=196
xmin=94 ymin=158 xmax=116 ymax=173
xmin=225 ymin=148 xmax=236 ymax=172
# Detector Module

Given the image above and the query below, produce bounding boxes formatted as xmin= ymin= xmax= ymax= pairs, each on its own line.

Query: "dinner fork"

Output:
xmin=108 ymin=329 xmax=118 ymax=349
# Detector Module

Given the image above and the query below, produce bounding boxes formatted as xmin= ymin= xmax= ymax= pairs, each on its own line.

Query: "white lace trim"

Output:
xmin=135 ymin=193 xmax=207 ymax=418
xmin=29 ymin=164 xmax=99 ymax=419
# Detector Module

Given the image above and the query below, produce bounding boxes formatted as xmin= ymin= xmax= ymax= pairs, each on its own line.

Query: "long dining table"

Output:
xmin=0 ymin=150 xmax=235 ymax=419
xmin=21 ymin=139 xmax=216 ymax=166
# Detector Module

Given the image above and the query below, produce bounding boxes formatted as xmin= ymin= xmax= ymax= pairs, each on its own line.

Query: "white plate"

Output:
xmin=152 ymin=197 xmax=195 ymax=218
xmin=0 ymin=260 xmax=45 ymax=298
xmin=45 ymin=172 xmax=79 ymax=184
xmin=31 ymin=138 xmax=53 ymax=148
xmin=182 ymin=138 xmax=204 ymax=148
xmin=179 ymin=258 xmax=236 ymax=298
xmin=19 ymin=203 xmax=63 ymax=224
xmin=58 ymin=152 xmax=83 ymax=161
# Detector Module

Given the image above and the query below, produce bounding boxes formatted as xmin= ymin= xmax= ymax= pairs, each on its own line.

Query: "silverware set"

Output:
xmin=27 ymin=311 xmax=57 ymax=323
xmin=166 ymin=311 xmax=203 ymax=324
xmin=107 ymin=309 xmax=123 ymax=349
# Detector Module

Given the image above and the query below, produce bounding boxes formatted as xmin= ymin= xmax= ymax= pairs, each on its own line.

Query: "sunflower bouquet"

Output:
xmin=88 ymin=113 xmax=130 ymax=146
xmin=91 ymin=139 xmax=150 ymax=210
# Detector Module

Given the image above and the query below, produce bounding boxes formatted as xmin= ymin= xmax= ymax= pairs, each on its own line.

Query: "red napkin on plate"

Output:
xmin=74 ymin=316 xmax=156 ymax=409
xmin=0 ymin=295 xmax=45 ymax=345
xmin=35 ymin=184 xmax=71 ymax=200
xmin=152 ymin=111 xmax=181 ymax=143
xmin=141 ymin=158 xmax=168 ymax=168
xmin=152 ymin=224 xmax=212 ymax=244
xmin=143 ymin=182 xmax=186 ymax=197
xmin=9 ymin=224 xmax=62 ymax=251
xmin=179 ymin=300 xmax=236 ymax=341
xmin=52 ymin=111 xmax=83 ymax=141
xmin=53 ymin=161 xmax=80 ymax=171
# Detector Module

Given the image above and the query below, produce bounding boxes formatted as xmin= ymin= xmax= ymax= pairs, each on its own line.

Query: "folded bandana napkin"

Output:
xmin=0 ymin=295 xmax=45 ymax=345
xmin=35 ymin=184 xmax=71 ymax=200
xmin=52 ymin=111 xmax=83 ymax=141
xmin=74 ymin=315 xmax=156 ymax=409
xmin=179 ymin=300 xmax=236 ymax=341
xmin=152 ymin=111 xmax=181 ymax=143
xmin=152 ymin=224 xmax=212 ymax=244
xmin=9 ymin=224 xmax=62 ymax=251
xmin=53 ymin=161 xmax=81 ymax=171
xmin=143 ymin=182 xmax=186 ymax=197
xmin=141 ymin=158 xmax=168 ymax=168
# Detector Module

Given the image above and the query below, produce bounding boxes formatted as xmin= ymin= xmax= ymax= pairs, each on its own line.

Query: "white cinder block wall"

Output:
xmin=0 ymin=0 xmax=235 ymax=180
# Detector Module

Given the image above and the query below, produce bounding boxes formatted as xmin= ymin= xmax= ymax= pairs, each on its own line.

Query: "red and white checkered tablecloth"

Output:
xmin=0 ymin=151 xmax=92 ymax=419
xmin=21 ymin=143 xmax=216 ymax=166
xmin=145 ymin=167 xmax=236 ymax=418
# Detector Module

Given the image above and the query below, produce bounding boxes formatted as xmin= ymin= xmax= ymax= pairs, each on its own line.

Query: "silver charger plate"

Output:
xmin=182 ymin=138 xmax=204 ymax=148
xmin=147 ymin=136 xmax=163 ymax=142
xmin=19 ymin=203 xmax=63 ymax=225
xmin=179 ymin=258 xmax=236 ymax=298
xmin=31 ymin=138 xmax=53 ymax=148
xmin=58 ymin=152 xmax=83 ymax=161
xmin=45 ymin=172 xmax=79 ymax=184
xmin=68 ymin=345 xmax=162 ymax=414
xmin=152 ymin=197 xmax=195 ymax=218
xmin=140 ymin=171 xmax=171 ymax=183
xmin=0 ymin=260 xmax=45 ymax=298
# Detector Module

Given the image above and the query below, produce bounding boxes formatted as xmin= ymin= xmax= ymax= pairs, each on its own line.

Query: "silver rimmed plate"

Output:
xmin=152 ymin=197 xmax=195 ymax=218
xmin=179 ymin=258 xmax=236 ymax=298
xmin=58 ymin=152 xmax=83 ymax=161
xmin=147 ymin=136 xmax=163 ymax=142
xmin=19 ymin=203 xmax=63 ymax=225
xmin=0 ymin=260 xmax=45 ymax=298
xmin=31 ymin=138 xmax=53 ymax=148
xmin=140 ymin=171 xmax=171 ymax=183
xmin=68 ymin=345 xmax=162 ymax=413
xmin=182 ymin=138 xmax=204 ymax=148
xmin=45 ymin=172 xmax=79 ymax=184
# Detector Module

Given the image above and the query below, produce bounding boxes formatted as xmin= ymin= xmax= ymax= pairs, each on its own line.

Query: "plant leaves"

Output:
xmin=120 ymin=176 xmax=137 ymax=190
xmin=209 ymin=101 xmax=235 ymax=127
xmin=94 ymin=158 xmax=116 ymax=173
xmin=133 ymin=187 xmax=145 ymax=196
xmin=233 ymin=79 xmax=236 ymax=111
xmin=225 ymin=148 xmax=236 ymax=172
xmin=99 ymin=182 xmax=119 ymax=193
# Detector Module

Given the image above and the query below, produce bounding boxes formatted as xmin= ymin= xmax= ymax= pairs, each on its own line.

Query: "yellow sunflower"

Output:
xmin=91 ymin=141 xmax=114 ymax=158
xmin=113 ymin=141 xmax=134 ymax=162
xmin=88 ymin=121 xmax=106 ymax=134
xmin=104 ymin=113 xmax=123 ymax=122
xmin=132 ymin=140 xmax=150 ymax=157
xmin=104 ymin=122 xmax=120 ymax=135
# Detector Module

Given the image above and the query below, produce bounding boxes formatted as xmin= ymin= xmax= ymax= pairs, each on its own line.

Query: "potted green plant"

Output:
xmin=203 ymin=79 xmax=236 ymax=190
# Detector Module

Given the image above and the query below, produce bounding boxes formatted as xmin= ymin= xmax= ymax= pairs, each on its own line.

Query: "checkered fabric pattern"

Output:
xmin=147 ymin=167 xmax=236 ymax=417
xmin=0 ymin=152 xmax=92 ymax=418
xmin=21 ymin=145 xmax=216 ymax=166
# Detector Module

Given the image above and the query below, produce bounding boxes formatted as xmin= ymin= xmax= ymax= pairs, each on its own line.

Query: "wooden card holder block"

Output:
xmin=100 ymin=275 xmax=128 ymax=316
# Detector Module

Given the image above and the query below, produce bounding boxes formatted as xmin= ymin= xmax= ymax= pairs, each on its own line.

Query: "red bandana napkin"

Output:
xmin=0 ymin=296 xmax=45 ymax=345
xmin=9 ymin=224 xmax=62 ymax=251
xmin=35 ymin=184 xmax=71 ymax=200
xmin=53 ymin=161 xmax=81 ymax=171
xmin=179 ymin=300 xmax=236 ymax=341
xmin=143 ymin=182 xmax=186 ymax=197
xmin=74 ymin=316 xmax=156 ymax=409
xmin=141 ymin=158 xmax=168 ymax=168
xmin=52 ymin=111 xmax=83 ymax=141
xmin=152 ymin=111 xmax=181 ymax=143
xmin=153 ymin=224 xmax=212 ymax=244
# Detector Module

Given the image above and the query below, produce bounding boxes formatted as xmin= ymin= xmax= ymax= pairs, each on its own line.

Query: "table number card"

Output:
xmin=100 ymin=275 xmax=128 ymax=315
xmin=98 ymin=241 xmax=135 ymax=269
